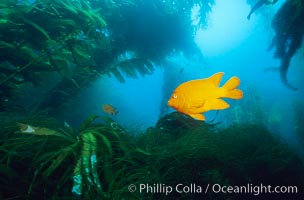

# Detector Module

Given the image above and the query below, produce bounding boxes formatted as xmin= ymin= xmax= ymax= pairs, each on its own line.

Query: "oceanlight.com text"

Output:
xmin=211 ymin=183 xmax=298 ymax=196
xmin=129 ymin=183 xmax=298 ymax=196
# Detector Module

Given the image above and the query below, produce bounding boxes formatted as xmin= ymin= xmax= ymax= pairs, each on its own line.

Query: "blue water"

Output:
xmin=70 ymin=0 xmax=303 ymax=144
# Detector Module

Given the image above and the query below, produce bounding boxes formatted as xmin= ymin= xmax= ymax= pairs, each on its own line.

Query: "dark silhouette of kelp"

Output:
xmin=269 ymin=0 xmax=304 ymax=90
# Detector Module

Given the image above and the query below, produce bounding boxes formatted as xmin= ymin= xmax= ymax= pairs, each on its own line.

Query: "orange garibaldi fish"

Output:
xmin=102 ymin=104 xmax=118 ymax=116
xmin=168 ymin=72 xmax=243 ymax=121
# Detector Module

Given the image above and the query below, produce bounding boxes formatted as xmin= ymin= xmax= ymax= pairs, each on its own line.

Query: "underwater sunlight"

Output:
xmin=195 ymin=0 xmax=254 ymax=57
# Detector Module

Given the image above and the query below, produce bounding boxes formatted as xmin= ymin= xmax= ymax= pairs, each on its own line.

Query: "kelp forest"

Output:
xmin=0 ymin=0 xmax=304 ymax=199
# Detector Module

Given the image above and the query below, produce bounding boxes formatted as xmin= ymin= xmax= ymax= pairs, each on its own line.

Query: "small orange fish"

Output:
xmin=102 ymin=104 xmax=118 ymax=116
xmin=168 ymin=72 xmax=243 ymax=121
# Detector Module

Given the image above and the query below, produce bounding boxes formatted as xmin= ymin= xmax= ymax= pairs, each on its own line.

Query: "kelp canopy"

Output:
xmin=0 ymin=0 xmax=303 ymax=115
xmin=0 ymin=0 xmax=215 ymax=114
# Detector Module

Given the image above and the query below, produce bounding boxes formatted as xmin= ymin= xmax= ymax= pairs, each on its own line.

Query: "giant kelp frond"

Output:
xmin=188 ymin=0 xmax=216 ymax=27
xmin=148 ymin=0 xmax=215 ymax=26
xmin=104 ymin=0 xmax=214 ymax=62
xmin=0 ymin=114 xmax=137 ymax=198
xmin=107 ymin=56 xmax=155 ymax=83
xmin=0 ymin=118 xmax=79 ymax=198
xmin=0 ymin=0 xmax=109 ymax=112
xmin=269 ymin=0 xmax=304 ymax=90
xmin=1 ymin=0 xmax=216 ymax=113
